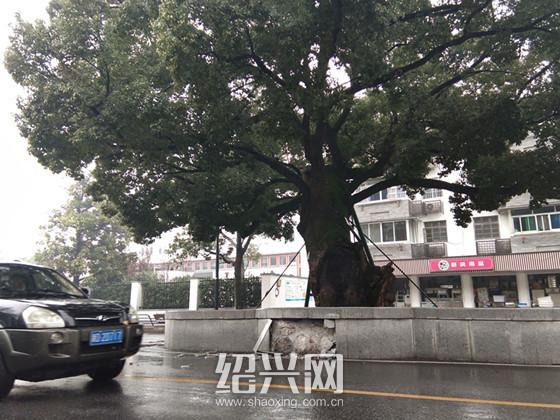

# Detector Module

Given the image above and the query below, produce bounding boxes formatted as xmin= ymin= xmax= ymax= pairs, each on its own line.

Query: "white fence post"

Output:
xmin=409 ymin=277 xmax=422 ymax=308
xmin=130 ymin=281 xmax=143 ymax=310
xmin=516 ymin=272 xmax=531 ymax=307
xmin=189 ymin=279 xmax=199 ymax=311
xmin=461 ymin=274 xmax=475 ymax=308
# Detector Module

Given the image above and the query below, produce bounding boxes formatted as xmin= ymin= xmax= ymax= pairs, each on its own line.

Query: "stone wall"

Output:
xmin=165 ymin=307 xmax=560 ymax=365
xmin=271 ymin=320 xmax=335 ymax=355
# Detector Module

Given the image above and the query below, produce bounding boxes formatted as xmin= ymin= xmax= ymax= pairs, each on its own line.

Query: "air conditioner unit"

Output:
xmin=409 ymin=201 xmax=424 ymax=217
xmin=423 ymin=200 xmax=442 ymax=215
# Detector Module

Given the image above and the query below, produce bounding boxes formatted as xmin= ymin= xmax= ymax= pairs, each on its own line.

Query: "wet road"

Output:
xmin=2 ymin=334 xmax=560 ymax=419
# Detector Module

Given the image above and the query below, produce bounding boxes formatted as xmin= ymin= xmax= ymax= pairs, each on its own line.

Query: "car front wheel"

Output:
xmin=88 ymin=360 xmax=125 ymax=382
xmin=0 ymin=355 xmax=15 ymax=399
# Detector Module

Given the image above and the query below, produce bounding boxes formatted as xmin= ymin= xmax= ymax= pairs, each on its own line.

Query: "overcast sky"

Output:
xmin=0 ymin=0 xmax=72 ymax=261
xmin=0 ymin=1 xmax=303 ymax=263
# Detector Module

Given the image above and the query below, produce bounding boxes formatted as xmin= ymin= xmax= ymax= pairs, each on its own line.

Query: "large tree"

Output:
xmin=6 ymin=0 xmax=560 ymax=306
xmin=34 ymin=180 xmax=135 ymax=286
xmin=168 ymin=228 xmax=261 ymax=308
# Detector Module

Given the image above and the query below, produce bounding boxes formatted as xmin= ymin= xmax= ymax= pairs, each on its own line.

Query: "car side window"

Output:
xmin=31 ymin=270 xmax=59 ymax=291
xmin=0 ymin=269 xmax=10 ymax=290
xmin=0 ymin=268 xmax=32 ymax=294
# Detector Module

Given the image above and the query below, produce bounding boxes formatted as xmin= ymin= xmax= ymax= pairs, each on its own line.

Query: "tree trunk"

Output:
xmin=233 ymin=234 xmax=244 ymax=309
xmin=72 ymin=274 xmax=81 ymax=287
xmin=297 ymin=168 xmax=395 ymax=307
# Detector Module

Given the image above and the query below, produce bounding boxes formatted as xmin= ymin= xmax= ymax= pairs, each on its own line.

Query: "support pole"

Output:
xmin=214 ymin=232 xmax=220 ymax=310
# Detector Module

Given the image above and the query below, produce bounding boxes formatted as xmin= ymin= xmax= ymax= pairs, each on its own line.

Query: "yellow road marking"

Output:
xmin=124 ymin=374 xmax=560 ymax=410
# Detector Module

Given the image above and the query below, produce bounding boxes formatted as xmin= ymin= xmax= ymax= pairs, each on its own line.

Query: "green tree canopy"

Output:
xmin=7 ymin=0 xmax=560 ymax=305
xmin=34 ymin=180 xmax=135 ymax=286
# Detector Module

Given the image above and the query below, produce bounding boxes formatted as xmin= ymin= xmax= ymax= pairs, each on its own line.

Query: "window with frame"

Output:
xmin=363 ymin=221 xmax=407 ymax=243
xmin=367 ymin=186 xmax=407 ymax=202
xmin=424 ymin=221 xmax=448 ymax=243
xmin=512 ymin=207 xmax=560 ymax=232
xmin=422 ymin=188 xmax=442 ymax=199
xmin=474 ymin=216 xmax=500 ymax=240
xmin=261 ymin=256 xmax=268 ymax=267
xmin=280 ymin=255 xmax=287 ymax=266
xmin=270 ymin=256 xmax=277 ymax=266
xmin=368 ymin=189 xmax=388 ymax=201
xmin=386 ymin=187 xmax=407 ymax=199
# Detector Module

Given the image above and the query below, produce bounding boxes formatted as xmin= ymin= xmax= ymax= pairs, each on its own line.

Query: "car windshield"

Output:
xmin=0 ymin=265 xmax=85 ymax=299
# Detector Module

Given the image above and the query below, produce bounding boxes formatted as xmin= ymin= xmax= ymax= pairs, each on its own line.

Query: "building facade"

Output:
xmin=355 ymin=186 xmax=560 ymax=308
xmin=150 ymin=251 xmax=305 ymax=282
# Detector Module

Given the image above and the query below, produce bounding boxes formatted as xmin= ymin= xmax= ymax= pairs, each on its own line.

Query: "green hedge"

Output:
xmin=198 ymin=277 xmax=261 ymax=309
xmin=142 ymin=280 xmax=190 ymax=309
xmin=89 ymin=282 xmax=131 ymax=304
xmin=89 ymin=276 xmax=262 ymax=309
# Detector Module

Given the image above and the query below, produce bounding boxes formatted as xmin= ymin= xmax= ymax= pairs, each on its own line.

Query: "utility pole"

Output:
xmin=214 ymin=232 xmax=220 ymax=310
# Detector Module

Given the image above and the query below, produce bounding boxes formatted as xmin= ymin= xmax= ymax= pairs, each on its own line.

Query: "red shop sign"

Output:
xmin=429 ymin=257 xmax=494 ymax=273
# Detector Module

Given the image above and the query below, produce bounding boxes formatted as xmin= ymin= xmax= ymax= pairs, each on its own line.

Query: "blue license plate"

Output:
xmin=89 ymin=329 xmax=123 ymax=346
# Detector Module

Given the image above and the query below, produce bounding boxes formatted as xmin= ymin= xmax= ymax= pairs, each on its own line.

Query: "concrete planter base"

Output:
xmin=165 ymin=308 xmax=560 ymax=365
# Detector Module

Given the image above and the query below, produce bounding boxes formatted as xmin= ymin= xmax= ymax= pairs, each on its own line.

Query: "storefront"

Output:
xmin=528 ymin=273 xmax=560 ymax=305
xmin=472 ymin=275 xmax=518 ymax=307
xmin=377 ymin=251 xmax=560 ymax=308
xmin=418 ymin=276 xmax=462 ymax=307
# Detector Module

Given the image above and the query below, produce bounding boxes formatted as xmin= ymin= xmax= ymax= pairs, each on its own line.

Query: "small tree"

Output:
xmin=34 ymin=180 xmax=135 ymax=286
xmin=168 ymin=228 xmax=260 ymax=308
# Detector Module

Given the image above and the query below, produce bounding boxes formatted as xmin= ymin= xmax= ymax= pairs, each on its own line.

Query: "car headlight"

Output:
xmin=23 ymin=306 xmax=65 ymax=329
xmin=128 ymin=306 xmax=139 ymax=324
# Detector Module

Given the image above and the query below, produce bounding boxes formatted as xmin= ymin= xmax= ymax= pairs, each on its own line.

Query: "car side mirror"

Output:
xmin=80 ymin=287 xmax=90 ymax=297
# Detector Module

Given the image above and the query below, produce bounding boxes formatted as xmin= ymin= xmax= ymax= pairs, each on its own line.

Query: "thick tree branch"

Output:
xmin=331 ymin=105 xmax=352 ymax=133
xmin=391 ymin=4 xmax=462 ymax=25
xmin=351 ymin=178 xmax=399 ymax=203
xmin=233 ymin=145 xmax=308 ymax=192
xmin=244 ymin=27 xmax=286 ymax=88
xmin=348 ymin=10 xmax=560 ymax=96
xmin=351 ymin=176 xmax=523 ymax=206
xmin=464 ymin=0 xmax=492 ymax=30
xmin=268 ymin=196 xmax=301 ymax=217
xmin=349 ymin=114 xmax=399 ymax=189
xmin=515 ymin=61 xmax=556 ymax=101
xmin=430 ymin=53 xmax=489 ymax=96
xmin=242 ymin=236 xmax=253 ymax=254
xmin=406 ymin=178 xmax=478 ymax=195
xmin=315 ymin=0 xmax=343 ymax=86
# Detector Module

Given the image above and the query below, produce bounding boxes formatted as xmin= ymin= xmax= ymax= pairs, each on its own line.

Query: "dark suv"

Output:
xmin=0 ymin=262 xmax=143 ymax=398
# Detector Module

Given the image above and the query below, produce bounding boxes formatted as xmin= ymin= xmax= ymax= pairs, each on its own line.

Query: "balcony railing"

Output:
xmin=409 ymin=199 xmax=444 ymax=217
xmin=411 ymin=242 xmax=447 ymax=258
xmin=476 ymin=239 xmax=512 ymax=255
